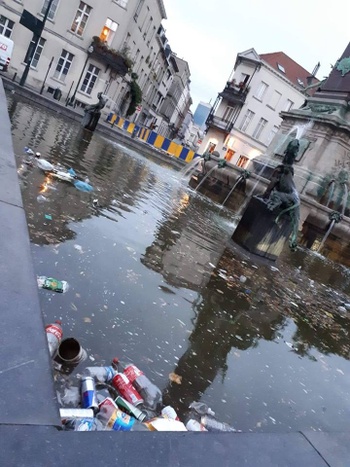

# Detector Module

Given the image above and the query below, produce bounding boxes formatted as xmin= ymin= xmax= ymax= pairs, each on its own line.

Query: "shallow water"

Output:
xmin=7 ymin=93 xmax=350 ymax=433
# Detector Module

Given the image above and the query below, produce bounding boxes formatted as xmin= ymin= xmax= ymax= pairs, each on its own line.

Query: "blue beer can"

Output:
xmin=81 ymin=376 xmax=98 ymax=411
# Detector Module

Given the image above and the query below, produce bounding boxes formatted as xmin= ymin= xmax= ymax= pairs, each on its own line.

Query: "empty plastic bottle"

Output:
xmin=200 ymin=415 xmax=236 ymax=432
xmin=35 ymin=153 xmax=55 ymax=171
xmin=112 ymin=358 xmax=162 ymax=411
xmin=83 ymin=366 xmax=116 ymax=383
xmin=189 ymin=401 xmax=216 ymax=417
xmin=186 ymin=419 xmax=208 ymax=431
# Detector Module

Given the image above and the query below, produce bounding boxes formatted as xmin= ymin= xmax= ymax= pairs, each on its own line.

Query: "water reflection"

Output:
xmin=163 ymin=256 xmax=285 ymax=419
xmin=7 ymin=92 xmax=350 ymax=432
xmin=141 ymin=192 xmax=235 ymax=290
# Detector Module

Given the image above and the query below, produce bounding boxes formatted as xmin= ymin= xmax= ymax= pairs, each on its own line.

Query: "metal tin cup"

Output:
xmin=55 ymin=337 xmax=87 ymax=373
xmin=81 ymin=376 xmax=98 ymax=412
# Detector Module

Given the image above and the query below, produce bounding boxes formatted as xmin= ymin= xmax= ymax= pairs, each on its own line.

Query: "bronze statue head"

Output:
xmin=283 ymin=138 xmax=300 ymax=166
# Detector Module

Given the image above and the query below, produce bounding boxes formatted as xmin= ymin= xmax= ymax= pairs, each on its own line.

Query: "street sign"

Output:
xmin=20 ymin=10 xmax=44 ymax=36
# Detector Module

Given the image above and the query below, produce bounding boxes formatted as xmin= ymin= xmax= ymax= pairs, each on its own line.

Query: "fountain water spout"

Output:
xmin=221 ymin=170 xmax=250 ymax=207
xmin=317 ymin=211 xmax=343 ymax=253
xmin=341 ymin=182 xmax=348 ymax=217
xmin=195 ymin=159 xmax=226 ymax=192
xmin=326 ymin=179 xmax=336 ymax=207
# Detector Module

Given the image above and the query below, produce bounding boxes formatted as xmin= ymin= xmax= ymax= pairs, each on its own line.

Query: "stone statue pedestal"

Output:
xmin=81 ymin=111 xmax=101 ymax=131
xmin=231 ymin=196 xmax=292 ymax=261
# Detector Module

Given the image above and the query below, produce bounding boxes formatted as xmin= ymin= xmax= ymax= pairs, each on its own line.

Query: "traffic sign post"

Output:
xmin=19 ymin=0 xmax=54 ymax=87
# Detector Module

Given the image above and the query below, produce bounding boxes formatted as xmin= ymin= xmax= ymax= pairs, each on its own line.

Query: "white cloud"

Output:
xmin=163 ymin=0 xmax=350 ymax=110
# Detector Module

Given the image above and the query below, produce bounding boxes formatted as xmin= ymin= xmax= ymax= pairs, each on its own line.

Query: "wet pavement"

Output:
xmin=7 ymin=92 xmax=350 ymax=434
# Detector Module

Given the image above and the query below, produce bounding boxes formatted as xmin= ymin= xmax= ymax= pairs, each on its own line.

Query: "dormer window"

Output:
xmin=277 ymin=63 xmax=285 ymax=73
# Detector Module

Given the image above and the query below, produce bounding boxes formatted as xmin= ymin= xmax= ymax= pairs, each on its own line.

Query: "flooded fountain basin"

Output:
xmin=7 ymin=93 xmax=350 ymax=433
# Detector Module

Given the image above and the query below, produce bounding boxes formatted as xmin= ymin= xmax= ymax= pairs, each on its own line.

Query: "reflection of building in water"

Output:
xmin=10 ymin=95 xmax=154 ymax=245
xmin=141 ymin=194 xmax=229 ymax=291
xmin=163 ymin=246 xmax=285 ymax=418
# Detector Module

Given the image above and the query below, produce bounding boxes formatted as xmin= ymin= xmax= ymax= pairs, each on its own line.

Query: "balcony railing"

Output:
xmin=206 ymin=115 xmax=233 ymax=132
xmin=90 ymin=36 xmax=132 ymax=77
xmin=219 ymin=81 xmax=249 ymax=105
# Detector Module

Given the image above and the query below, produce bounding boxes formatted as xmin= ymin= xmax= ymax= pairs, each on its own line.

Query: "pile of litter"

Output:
xmin=21 ymin=147 xmax=94 ymax=192
xmin=46 ymin=320 xmax=236 ymax=432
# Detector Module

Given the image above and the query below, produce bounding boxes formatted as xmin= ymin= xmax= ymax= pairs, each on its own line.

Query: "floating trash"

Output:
xmin=37 ymin=276 xmax=69 ymax=293
xmin=36 ymin=194 xmax=47 ymax=203
xmin=74 ymin=180 xmax=94 ymax=192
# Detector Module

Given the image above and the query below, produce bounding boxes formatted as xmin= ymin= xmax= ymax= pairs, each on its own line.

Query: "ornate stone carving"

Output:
xmin=336 ymin=57 xmax=350 ymax=77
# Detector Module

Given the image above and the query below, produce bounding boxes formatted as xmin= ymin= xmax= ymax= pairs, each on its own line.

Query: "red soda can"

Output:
xmin=123 ymin=364 xmax=143 ymax=382
xmin=111 ymin=372 xmax=143 ymax=406
xmin=45 ymin=320 xmax=63 ymax=357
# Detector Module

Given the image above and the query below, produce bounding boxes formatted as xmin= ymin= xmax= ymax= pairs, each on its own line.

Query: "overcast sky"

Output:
xmin=162 ymin=0 xmax=350 ymax=111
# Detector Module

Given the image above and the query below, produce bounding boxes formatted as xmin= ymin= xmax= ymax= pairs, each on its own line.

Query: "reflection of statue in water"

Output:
xmin=262 ymin=139 xmax=301 ymax=250
xmin=81 ymin=92 xmax=107 ymax=131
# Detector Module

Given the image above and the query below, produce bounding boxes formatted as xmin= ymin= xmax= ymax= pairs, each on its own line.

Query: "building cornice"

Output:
xmin=157 ymin=0 xmax=167 ymax=19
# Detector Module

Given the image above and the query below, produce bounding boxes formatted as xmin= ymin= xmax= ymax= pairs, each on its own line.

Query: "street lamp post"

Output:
xmin=19 ymin=0 xmax=55 ymax=87
xmin=69 ymin=45 xmax=94 ymax=106
xmin=39 ymin=56 xmax=54 ymax=95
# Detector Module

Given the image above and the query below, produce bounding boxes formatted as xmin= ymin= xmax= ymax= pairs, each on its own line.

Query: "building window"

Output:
xmin=222 ymin=106 xmax=235 ymax=122
xmin=100 ymin=18 xmax=118 ymax=45
xmin=236 ymin=155 xmax=249 ymax=168
xmin=254 ymin=82 xmax=268 ymax=101
xmin=71 ymin=2 xmax=91 ymax=37
xmin=284 ymin=99 xmax=294 ymax=112
xmin=297 ymin=78 xmax=304 ymax=87
xmin=41 ymin=0 xmax=60 ymax=20
xmin=252 ymin=118 xmax=268 ymax=140
xmin=81 ymin=64 xmax=100 ymax=95
xmin=239 ymin=109 xmax=255 ymax=133
xmin=268 ymin=90 xmax=282 ymax=110
xmin=277 ymin=63 xmax=285 ymax=73
xmin=144 ymin=16 xmax=153 ymax=35
xmin=54 ymin=49 xmax=74 ymax=82
xmin=266 ymin=125 xmax=279 ymax=146
xmin=134 ymin=0 xmax=145 ymax=20
xmin=30 ymin=38 xmax=46 ymax=69
xmin=113 ymin=0 xmax=128 ymax=7
xmin=0 ymin=15 xmax=14 ymax=38
xmin=207 ymin=142 xmax=217 ymax=154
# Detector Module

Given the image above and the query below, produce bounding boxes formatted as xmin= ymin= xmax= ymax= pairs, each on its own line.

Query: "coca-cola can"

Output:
xmin=45 ymin=321 xmax=63 ymax=357
xmin=81 ymin=376 xmax=98 ymax=412
xmin=124 ymin=364 xmax=143 ymax=383
xmin=112 ymin=373 xmax=143 ymax=406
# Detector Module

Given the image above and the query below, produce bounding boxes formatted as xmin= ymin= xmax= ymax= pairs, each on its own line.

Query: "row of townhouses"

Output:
xmin=0 ymin=0 xmax=192 ymax=135
xmin=198 ymin=48 xmax=320 ymax=167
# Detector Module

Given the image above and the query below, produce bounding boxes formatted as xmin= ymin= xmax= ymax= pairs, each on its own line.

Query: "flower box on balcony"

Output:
xmin=90 ymin=36 xmax=132 ymax=76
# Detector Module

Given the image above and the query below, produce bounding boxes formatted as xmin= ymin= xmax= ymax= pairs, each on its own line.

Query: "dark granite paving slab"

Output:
xmin=0 ymin=81 xmax=23 ymax=208
xmin=0 ymin=200 xmax=60 ymax=426
xmin=303 ymin=431 xmax=350 ymax=467
xmin=0 ymin=78 xmax=60 ymax=426
xmin=0 ymin=427 xmax=328 ymax=467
